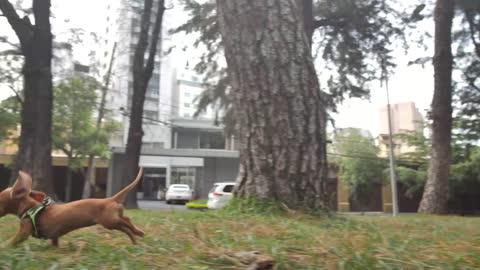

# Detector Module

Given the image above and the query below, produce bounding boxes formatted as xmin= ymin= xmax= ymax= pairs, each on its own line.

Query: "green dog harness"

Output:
xmin=20 ymin=197 xmax=53 ymax=239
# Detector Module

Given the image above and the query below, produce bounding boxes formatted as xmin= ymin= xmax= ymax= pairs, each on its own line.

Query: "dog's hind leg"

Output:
xmin=120 ymin=216 xmax=145 ymax=237
xmin=116 ymin=225 xmax=137 ymax=244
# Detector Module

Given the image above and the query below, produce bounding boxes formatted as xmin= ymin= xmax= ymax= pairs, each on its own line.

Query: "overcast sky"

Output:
xmin=0 ymin=0 xmax=434 ymax=137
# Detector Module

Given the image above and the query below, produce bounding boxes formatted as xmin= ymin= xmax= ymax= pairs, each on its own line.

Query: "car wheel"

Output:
xmin=166 ymin=200 xmax=171 ymax=204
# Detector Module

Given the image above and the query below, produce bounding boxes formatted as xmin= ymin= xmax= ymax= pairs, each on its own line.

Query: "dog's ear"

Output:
xmin=11 ymin=170 xmax=33 ymax=200
xmin=29 ymin=190 xmax=46 ymax=202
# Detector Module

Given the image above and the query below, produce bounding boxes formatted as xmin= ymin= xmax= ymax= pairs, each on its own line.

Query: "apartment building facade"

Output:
xmin=377 ymin=102 xmax=424 ymax=157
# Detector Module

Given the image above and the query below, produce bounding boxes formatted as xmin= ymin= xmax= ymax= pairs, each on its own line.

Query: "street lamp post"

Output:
xmin=386 ymin=79 xmax=399 ymax=216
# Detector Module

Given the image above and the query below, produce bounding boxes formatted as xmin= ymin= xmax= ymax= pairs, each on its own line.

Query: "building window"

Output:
xmin=139 ymin=167 xmax=166 ymax=200
xmin=170 ymin=167 xmax=196 ymax=189
xmin=184 ymin=92 xmax=191 ymax=97
xmin=184 ymin=103 xmax=190 ymax=108
xmin=143 ymin=142 xmax=164 ymax=149
xmin=144 ymin=110 xmax=158 ymax=121
xmin=199 ymin=132 xmax=225 ymax=149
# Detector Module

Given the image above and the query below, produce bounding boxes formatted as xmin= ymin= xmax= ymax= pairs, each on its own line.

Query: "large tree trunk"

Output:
xmin=299 ymin=0 xmax=314 ymax=45
xmin=418 ymin=0 xmax=454 ymax=214
xmin=122 ymin=0 xmax=165 ymax=208
xmin=216 ymin=0 xmax=330 ymax=210
xmin=0 ymin=0 xmax=56 ymax=197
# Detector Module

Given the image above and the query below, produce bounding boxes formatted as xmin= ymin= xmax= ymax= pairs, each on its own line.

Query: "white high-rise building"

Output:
xmin=101 ymin=0 xmax=173 ymax=149
xmin=171 ymin=68 xmax=216 ymax=120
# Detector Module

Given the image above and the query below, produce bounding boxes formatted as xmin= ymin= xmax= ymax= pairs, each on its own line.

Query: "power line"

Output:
xmin=327 ymin=152 xmax=425 ymax=166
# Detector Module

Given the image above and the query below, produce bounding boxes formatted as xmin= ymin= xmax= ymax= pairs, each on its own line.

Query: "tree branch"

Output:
xmin=8 ymin=85 xmax=24 ymax=106
xmin=0 ymin=49 xmax=22 ymax=55
xmin=0 ymin=35 xmax=20 ymax=49
xmin=0 ymin=0 xmax=33 ymax=47
xmin=313 ymin=18 xmax=346 ymax=29
xmin=60 ymin=146 xmax=72 ymax=157
xmin=464 ymin=10 xmax=480 ymax=57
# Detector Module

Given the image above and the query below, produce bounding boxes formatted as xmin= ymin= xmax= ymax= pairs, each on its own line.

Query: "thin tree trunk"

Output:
xmin=82 ymin=42 xmax=117 ymax=199
xmin=83 ymin=156 xmax=96 ymax=198
xmin=0 ymin=0 xmax=56 ymax=198
xmin=65 ymin=155 xmax=72 ymax=202
xmin=122 ymin=0 xmax=165 ymax=208
xmin=418 ymin=0 xmax=454 ymax=214
xmin=216 ymin=0 xmax=329 ymax=210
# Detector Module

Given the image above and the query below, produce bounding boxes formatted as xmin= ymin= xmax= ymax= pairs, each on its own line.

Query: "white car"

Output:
xmin=165 ymin=184 xmax=193 ymax=204
xmin=207 ymin=182 xmax=236 ymax=209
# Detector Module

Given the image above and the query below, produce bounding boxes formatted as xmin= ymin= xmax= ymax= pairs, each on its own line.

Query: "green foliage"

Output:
xmin=314 ymin=0 xmax=405 ymax=104
xmin=0 ymin=96 xmax=21 ymax=142
xmin=393 ymin=127 xmax=480 ymax=210
xmin=52 ymin=77 xmax=119 ymax=169
xmin=0 ymin=54 xmax=23 ymax=86
xmin=333 ymin=128 xmax=386 ymax=196
xmin=450 ymin=1 xmax=480 ymax=142
xmin=394 ymin=128 xmax=430 ymax=165
xmin=387 ymin=130 xmax=429 ymax=199
xmin=450 ymin=146 xmax=480 ymax=191
xmin=0 ymin=54 xmax=23 ymax=143
xmin=171 ymin=0 xmax=408 ymax=123
xmin=389 ymin=166 xmax=427 ymax=198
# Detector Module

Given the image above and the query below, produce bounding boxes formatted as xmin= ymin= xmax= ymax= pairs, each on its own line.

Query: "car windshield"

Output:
xmin=170 ymin=185 xmax=189 ymax=190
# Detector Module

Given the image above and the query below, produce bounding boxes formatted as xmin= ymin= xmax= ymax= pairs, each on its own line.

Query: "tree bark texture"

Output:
xmin=216 ymin=0 xmax=330 ymax=210
xmin=418 ymin=0 xmax=454 ymax=214
xmin=122 ymin=0 xmax=165 ymax=208
xmin=298 ymin=0 xmax=314 ymax=45
xmin=0 ymin=0 xmax=56 ymax=197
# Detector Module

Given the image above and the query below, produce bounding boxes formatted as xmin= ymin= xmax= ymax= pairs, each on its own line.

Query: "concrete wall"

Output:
xmin=108 ymin=153 xmax=126 ymax=197
xmin=198 ymin=157 xmax=239 ymax=198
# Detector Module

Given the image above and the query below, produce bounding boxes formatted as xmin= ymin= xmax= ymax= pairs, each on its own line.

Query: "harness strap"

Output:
xmin=20 ymin=197 xmax=53 ymax=239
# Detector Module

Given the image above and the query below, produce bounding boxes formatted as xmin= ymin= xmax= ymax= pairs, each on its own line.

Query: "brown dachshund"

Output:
xmin=0 ymin=168 xmax=145 ymax=247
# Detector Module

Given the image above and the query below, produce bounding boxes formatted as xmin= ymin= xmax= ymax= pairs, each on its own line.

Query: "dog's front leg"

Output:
xmin=51 ymin=238 xmax=59 ymax=247
xmin=3 ymin=220 xmax=32 ymax=247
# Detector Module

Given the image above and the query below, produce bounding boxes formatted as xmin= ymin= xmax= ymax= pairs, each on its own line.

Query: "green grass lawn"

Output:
xmin=0 ymin=209 xmax=478 ymax=269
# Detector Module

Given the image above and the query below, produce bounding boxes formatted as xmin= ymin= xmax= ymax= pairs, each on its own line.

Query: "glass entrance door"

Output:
xmin=140 ymin=167 xmax=166 ymax=200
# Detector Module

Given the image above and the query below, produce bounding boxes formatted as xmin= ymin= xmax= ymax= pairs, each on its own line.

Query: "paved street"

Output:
xmin=138 ymin=200 xmax=188 ymax=211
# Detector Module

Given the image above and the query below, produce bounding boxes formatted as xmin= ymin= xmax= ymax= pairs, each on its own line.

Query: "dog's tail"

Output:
xmin=111 ymin=167 xmax=143 ymax=203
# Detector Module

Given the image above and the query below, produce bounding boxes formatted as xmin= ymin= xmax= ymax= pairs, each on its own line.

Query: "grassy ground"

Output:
xmin=0 ymin=209 xmax=478 ymax=270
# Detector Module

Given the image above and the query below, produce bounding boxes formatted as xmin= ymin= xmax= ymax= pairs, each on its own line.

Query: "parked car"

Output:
xmin=165 ymin=184 xmax=193 ymax=204
xmin=207 ymin=182 xmax=236 ymax=209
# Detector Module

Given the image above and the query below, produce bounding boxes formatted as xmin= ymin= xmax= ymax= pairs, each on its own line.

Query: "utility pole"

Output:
xmin=386 ymin=79 xmax=399 ymax=216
